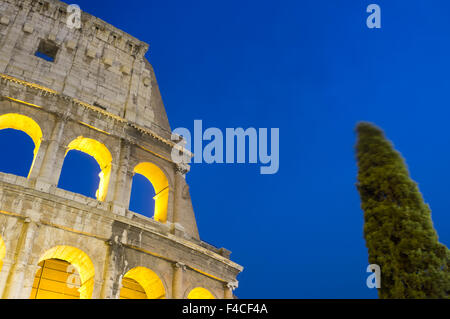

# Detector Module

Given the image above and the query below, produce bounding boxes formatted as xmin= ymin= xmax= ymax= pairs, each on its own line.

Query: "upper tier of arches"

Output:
xmin=0 ymin=111 xmax=171 ymax=223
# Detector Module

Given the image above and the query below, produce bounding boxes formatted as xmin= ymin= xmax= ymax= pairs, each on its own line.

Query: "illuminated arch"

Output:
xmin=38 ymin=245 xmax=95 ymax=299
xmin=0 ymin=236 xmax=5 ymax=273
xmin=31 ymin=258 xmax=81 ymax=299
xmin=65 ymin=136 xmax=112 ymax=201
xmin=187 ymin=287 xmax=216 ymax=299
xmin=133 ymin=162 xmax=169 ymax=222
xmin=0 ymin=113 xmax=43 ymax=178
xmin=121 ymin=267 xmax=166 ymax=299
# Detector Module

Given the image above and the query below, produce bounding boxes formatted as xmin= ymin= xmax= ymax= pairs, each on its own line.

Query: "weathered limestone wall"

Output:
xmin=0 ymin=174 xmax=241 ymax=299
xmin=0 ymin=0 xmax=243 ymax=299
xmin=0 ymin=0 xmax=169 ymax=137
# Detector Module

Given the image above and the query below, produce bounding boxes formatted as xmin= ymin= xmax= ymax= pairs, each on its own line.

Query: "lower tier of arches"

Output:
xmin=0 ymin=214 xmax=238 ymax=300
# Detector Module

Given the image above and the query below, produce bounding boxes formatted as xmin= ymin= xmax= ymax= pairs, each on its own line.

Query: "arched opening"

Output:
xmin=129 ymin=173 xmax=156 ymax=218
xmin=130 ymin=162 xmax=169 ymax=222
xmin=0 ymin=129 xmax=35 ymax=177
xmin=58 ymin=150 xmax=101 ymax=199
xmin=119 ymin=267 xmax=166 ymax=299
xmin=0 ymin=236 xmax=5 ymax=273
xmin=58 ymin=137 xmax=112 ymax=201
xmin=119 ymin=277 xmax=147 ymax=299
xmin=0 ymin=113 xmax=43 ymax=178
xmin=32 ymin=245 xmax=95 ymax=299
xmin=187 ymin=287 xmax=215 ymax=299
xmin=30 ymin=258 xmax=81 ymax=299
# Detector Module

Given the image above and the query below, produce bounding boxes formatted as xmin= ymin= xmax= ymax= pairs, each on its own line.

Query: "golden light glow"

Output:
xmin=0 ymin=113 xmax=43 ymax=178
xmin=187 ymin=287 xmax=215 ymax=299
xmin=38 ymin=245 xmax=95 ymax=299
xmin=189 ymin=266 xmax=225 ymax=282
xmin=134 ymin=162 xmax=169 ymax=223
xmin=0 ymin=236 xmax=5 ymax=273
xmin=122 ymin=266 xmax=166 ymax=299
xmin=0 ymin=73 xmax=57 ymax=94
xmin=78 ymin=122 xmax=111 ymax=135
xmin=3 ymin=96 xmax=42 ymax=109
xmin=30 ymin=259 xmax=81 ymax=299
xmin=119 ymin=277 xmax=147 ymax=299
xmin=66 ymin=136 xmax=112 ymax=201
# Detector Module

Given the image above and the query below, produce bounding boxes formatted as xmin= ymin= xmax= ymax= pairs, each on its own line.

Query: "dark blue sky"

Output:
xmin=1 ymin=0 xmax=450 ymax=298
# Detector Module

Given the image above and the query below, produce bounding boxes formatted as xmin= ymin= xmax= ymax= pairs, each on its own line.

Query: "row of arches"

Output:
xmin=0 ymin=238 xmax=215 ymax=299
xmin=0 ymin=112 xmax=170 ymax=222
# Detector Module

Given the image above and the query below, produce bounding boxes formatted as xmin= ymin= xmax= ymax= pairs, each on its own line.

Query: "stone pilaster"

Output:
xmin=33 ymin=117 xmax=68 ymax=189
xmin=224 ymin=281 xmax=238 ymax=299
xmin=110 ymin=139 xmax=133 ymax=215
xmin=172 ymin=262 xmax=186 ymax=299
xmin=100 ymin=239 xmax=123 ymax=299
xmin=2 ymin=213 xmax=39 ymax=299
xmin=0 ymin=259 xmax=13 ymax=298
xmin=172 ymin=165 xmax=187 ymax=225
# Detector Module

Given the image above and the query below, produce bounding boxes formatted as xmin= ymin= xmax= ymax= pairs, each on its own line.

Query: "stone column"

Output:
xmin=2 ymin=214 xmax=39 ymax=299
xmin=104 ymin=162 xmax=118 ymax=203
xmin=172 ymin=164 xmax=189 ymax=225
xmin=100 ymin=239 xmax=124 ymax=299
xmin=171 ymin=164 xmax=200 ymax=239
xmin=172 ymin=262 xmax=186 ymax=299
xmin=224 ymin=281 xmax=238 ymax=299
xmin=110 ymin=139 xmax=133 ymax=216
xmin=33 ymin=117 xmax=67 ymax=190
xmin=100 ymin=238 xmax=126 ymax=299
xmin=21 ymin=263 xmax=40 ymax=299
xmin=27 ymin=139 xmax=49 ymax=180
xmin=0 ymin=259 xmax=13 ymax=298
xmin=166 ymin=188 xmax=175 ymax=224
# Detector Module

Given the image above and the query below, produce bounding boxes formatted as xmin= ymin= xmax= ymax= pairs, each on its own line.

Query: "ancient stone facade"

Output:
xmin=0 ymin=0 xmax=242 ymax=299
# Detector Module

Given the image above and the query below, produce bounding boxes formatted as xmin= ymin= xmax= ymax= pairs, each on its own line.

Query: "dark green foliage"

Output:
xmin=355 ymin=122 xmax=449 ymax=299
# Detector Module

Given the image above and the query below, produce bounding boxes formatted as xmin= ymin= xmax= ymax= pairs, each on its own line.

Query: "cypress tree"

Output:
xmin=355 ymin=122 xmax=449 ymax=298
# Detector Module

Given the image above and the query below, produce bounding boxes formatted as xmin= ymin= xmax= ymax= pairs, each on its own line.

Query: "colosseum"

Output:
xmin=0 ymin=0 xmax=242 ymax=299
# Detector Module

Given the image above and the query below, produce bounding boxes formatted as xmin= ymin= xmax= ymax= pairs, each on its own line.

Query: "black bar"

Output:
xmin=0 ymin=299 xmax=448 ymax=318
